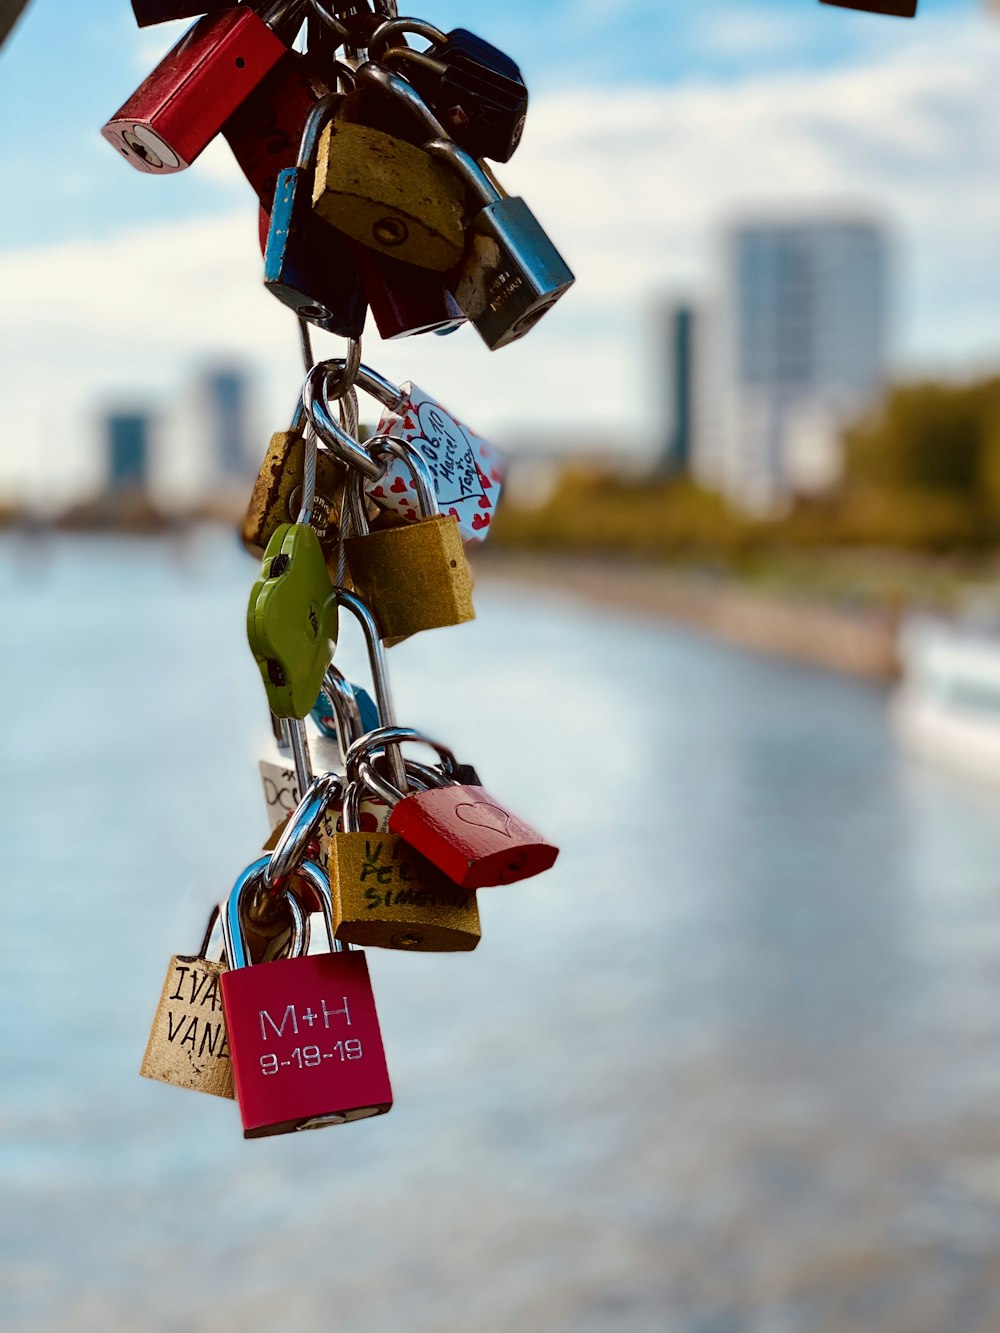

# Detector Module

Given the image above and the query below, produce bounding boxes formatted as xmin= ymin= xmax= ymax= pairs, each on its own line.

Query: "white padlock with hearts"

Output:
xmin=366 ymin=382 xmax=503 ymax=542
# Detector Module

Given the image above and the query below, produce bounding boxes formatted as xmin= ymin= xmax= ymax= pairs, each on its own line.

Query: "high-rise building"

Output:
xmin=660 ymin=303 xmax=696 ymax=477
xmin=201 ymin=366 xmax=251 ymax=480
xmin=699 ymin=219 xmax=888 ymax=512
xmin=106 ymin=412 xmax=150 ymax=493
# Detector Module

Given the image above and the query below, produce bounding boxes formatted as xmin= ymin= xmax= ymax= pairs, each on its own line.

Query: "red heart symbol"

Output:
xmin=402 ymin=416 xmax=417 ymax=432
xmin=471 ymin=513 xmax=490 ymax=530
xmin=490 ymin=468 xmax=502 ymax=483
xmin=448 ymin=507 xmax=459 ymax=518
xmin=409 ymin=478 xmax=418 ymax=490
xmin=479 ymin=446 xmax=488 ymax=458
xmin=478 ymin=495 xmax=491 ymax=508
xmin=391 ymin=476 xmax=408 ymax=494
xmin=455 ymin=802 xmax=512 ymax=837
xmin=372 ymin=486 xmax=385 ymax=498
xmin=403 ymin=507 xmax=417 ymax=521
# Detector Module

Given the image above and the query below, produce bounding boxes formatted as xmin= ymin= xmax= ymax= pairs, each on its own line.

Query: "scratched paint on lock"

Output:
xmin=140 ymin=956 xmax=234 ymax=1099
xmin=368 ymin=383 xmax=503 ymax=541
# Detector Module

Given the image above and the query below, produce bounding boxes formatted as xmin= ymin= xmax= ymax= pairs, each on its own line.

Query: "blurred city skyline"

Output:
xmin=3 ymin=0 xmax=1000 ymax=507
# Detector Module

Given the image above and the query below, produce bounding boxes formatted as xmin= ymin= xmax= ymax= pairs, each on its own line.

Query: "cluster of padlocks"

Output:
xmin=115 ymin=0 xmax=569 ymax=1137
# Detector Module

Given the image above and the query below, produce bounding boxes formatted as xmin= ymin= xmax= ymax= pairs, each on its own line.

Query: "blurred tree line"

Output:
xmin=493 ymin=376 xmax=1000 ymax=557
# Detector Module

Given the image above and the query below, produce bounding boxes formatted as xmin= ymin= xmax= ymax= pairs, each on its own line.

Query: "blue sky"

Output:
xmin=0 ymin=0 xmax=997 ymax=501
xmin=0 ymin=0 xmax=975 ymax=248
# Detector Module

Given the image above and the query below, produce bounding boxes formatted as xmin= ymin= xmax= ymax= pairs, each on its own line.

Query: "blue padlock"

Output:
xmin=264 ymin=91 xmax=368 ymax=336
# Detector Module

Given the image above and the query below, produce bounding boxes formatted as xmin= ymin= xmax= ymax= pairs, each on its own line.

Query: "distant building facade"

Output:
xmin=106 ymin=412 xmax=150 ymax=493
xmin=697 ymin=219 xmax=888 ymax=512
xmin=201 ymin=366 xmax=251 ymax=480
xmin=660 ymin=303 xmax=697 ymax=476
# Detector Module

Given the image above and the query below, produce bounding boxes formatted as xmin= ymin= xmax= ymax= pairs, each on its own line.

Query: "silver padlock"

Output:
xmin=355 ymin=66 xmax=574 ymax=350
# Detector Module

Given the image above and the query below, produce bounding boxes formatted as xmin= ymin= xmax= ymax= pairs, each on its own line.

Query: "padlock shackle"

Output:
xmin=354 ymin=754 xmax=444 ymax=807
xmin=345 ymin=725 xmax=459 ymax=802
xmin=346 ymin=435 xmax=439 ymax=537
xmin=303 ymin=363 xmax=385 ymax=481
xmin=264 ymin=768 xmax=343 ymax=895
xmin=367 ymin=16 xmax=447 ymax=61
xmin=222 ymin=857 xmax=307 ymax=971
xmin=355 ymin=61 xmax=451 ymax=144
xmin=259 ymin=0 xmax=310 ymax=32
xmin=322 ymin=665 xmax=371 ymax=755
xmin=196 ymin=902 xmax=223 ymax=963
xmin=295 ymin=90 xmax=344 ymax=172
xmin=381 ymin=46 xmax=446 ymax=79
xmin=335 ymin=591 xmax=407 ymax=793
xmin=423 ymin=137 xmax=501 ymax=208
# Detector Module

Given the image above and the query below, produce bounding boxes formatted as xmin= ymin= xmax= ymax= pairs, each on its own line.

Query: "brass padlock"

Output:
xmin=140 ymin=905 xmax=234 ymax=1099
xmin=321 ymin=778 xmax=481 ymax=952
xmin=242 ymin=401 xmax=348 ymax=562
xmin=311 ymin=119 xmax=467 ymax=271
xmin=343 ymin=436 xmax=474 ymax=644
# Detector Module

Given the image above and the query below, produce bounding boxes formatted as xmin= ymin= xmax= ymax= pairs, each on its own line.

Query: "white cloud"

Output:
xmin=3 ymin=13 xmax=1000 ymax=502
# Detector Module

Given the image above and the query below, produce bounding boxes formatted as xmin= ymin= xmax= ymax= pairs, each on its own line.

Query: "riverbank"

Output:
xmin=475 ymin=550 xmax=902 ymax=682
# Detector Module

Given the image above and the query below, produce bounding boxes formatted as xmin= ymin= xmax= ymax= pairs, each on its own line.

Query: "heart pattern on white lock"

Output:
xmin=366 ymin=382 xmax=504 ymax=543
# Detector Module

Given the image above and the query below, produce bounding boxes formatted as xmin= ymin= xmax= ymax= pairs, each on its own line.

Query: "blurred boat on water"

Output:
xmin=892 ymin=614 xmax=1000 ymax=783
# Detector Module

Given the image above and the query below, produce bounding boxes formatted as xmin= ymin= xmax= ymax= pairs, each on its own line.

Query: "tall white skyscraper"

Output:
xmin=697 ymin=219 xmax=888 ymax=512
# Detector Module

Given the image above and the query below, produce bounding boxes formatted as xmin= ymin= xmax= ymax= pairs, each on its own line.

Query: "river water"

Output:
xmin=4 ymin=531 xmax=1000 ymax=1332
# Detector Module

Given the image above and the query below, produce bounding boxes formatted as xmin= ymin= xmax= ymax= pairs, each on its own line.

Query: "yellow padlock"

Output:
xmin=311 ymin=119 xmax=467 ymax=272
xmin=242 ymin=403 xmax=348 ymax=561
xmin=343 ymin=436 xmax=474 ymax=643
xmin=321 ymin=779 xmax=481 ymax=952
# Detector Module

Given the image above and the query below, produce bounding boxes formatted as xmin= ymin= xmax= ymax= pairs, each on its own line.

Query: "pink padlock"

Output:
xmin=220 ymin=857 xmax=392 ymax=1137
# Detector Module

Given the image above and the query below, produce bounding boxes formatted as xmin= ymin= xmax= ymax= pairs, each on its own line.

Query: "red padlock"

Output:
xmin=352 ymin=243 xmax=466 ymax=339
xmin=220 ymin=856 xmax=393 ymax=1138
xmin=222 ymin=50 xmax=331 ymax=207
xmin=350 ymin=729 xmax=559 ymax=890
xmin=102 ymin=0 xmax=305 ymax=175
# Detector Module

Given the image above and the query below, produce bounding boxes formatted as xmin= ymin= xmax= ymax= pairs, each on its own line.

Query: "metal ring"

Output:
xmin=381 ymin=47 xmax=445 ymax=78
xmin=354 ymin=754 xmax=444 ymax=805
xmin=368 ymin=17 xmax=446 ymax=61
xmin=344 ymin=725 xmax=458 ymax=784
xmin=306 ymin=0 xmax=351 ymax=44
xmin=263 ymin=770 xmax=343 ymax=895
xmin=303 ymin=363 xmax=383 ymax=480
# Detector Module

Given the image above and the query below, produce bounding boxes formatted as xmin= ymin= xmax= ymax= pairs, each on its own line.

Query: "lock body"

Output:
xmin=388 ymin=785 xmax=559 ymax=888
xmin=820 ymin=0 xmax=916 ymax=11
xmin=353 ymin=244 xmax=465 ymax=339
xmin=131 ymin=0 xmax=240 ymax=25
xmin=395 ymin=28 xmax=529 ymax=163
xmin=243 ymin=429 xmax=347 ymax=559
xmin=370 ymin=382 xmax=503 ymax=541
xmin=323 ymin=829 xmax=481 ymax=951
xmin=265 ymin=166 xmax=369 ymax=335
xmin=247 ymin=523 xmax=338 ymax=718
xmin=312 ymin=121 xmax=467 ymax=271
xmin=344 ymin=514 xmax=474 ymax=641
xmin=223 ymin=51 xmax=329 ymax=206
xmin=221 ymin=951 xmax=392 ymax=1137
xmin=103 ymin=7 xmax=293 ymax=174
xmin=141 ymin=954 xmax=234 ymax=1098
xmin=451 ymin=197 xmax=574 ymax=350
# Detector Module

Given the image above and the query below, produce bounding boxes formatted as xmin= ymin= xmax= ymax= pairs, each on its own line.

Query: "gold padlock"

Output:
xmin=242 ymin=404 xmax=348 ymax=562
xmin=311 ymin=119 xmax=467 ymax=272
xmin=344 ymin=437 xmax=474 ymax=644
xmin=140 ymin=905 xmax=234 ymax=1099
xmin=321 ymin=779 xmax=481 ymax=952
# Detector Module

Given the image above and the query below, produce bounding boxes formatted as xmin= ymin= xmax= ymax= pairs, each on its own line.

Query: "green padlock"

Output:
xmin=247 ymin=523 xmax=339 ymax=718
